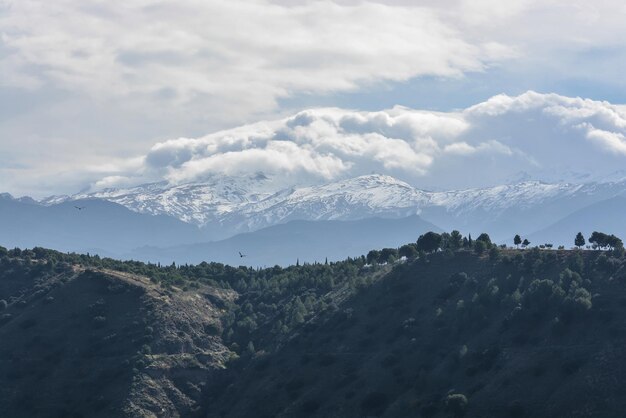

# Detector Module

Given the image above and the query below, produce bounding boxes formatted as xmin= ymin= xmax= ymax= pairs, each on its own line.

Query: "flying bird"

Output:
xmin=239 ymin=252 xmax=247 ymax=258
xmin=74 ymin=206 xmax=86 ymax=211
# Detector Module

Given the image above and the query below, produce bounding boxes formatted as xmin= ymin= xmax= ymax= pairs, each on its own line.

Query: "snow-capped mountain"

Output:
xmin=39 ymin=173 xmax=626 ymax=241
xmin=42 ymin=173 xmax=277 ymax=228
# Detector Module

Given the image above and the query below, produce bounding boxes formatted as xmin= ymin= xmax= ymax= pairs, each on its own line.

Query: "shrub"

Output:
xmin=92 ymin=316 xmax=107 ymax=328
xmin=446 ymin=393 xmax=468 ymax=417
xmin=523 ymin=280 xmax=565 ymax=311
xmin=0 ymin=313 xmax=12 ymax=325
xmin=474 ymin=240 xmax=487 ymax=255
xmin=561 ymin=287 xmax=592 ymax=319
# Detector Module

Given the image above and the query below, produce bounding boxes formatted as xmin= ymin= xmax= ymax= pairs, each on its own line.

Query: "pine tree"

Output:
xmin=575 ymin=232 xmax=585 ymax=249
xmin=514 ymin=234 xmax=522 ymax=249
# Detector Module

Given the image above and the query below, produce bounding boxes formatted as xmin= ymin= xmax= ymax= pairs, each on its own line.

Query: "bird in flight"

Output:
xmin=74 ymin=206 xmax=86 ymax=211
xmin=239 ymin=251 xmax=247 ymax=258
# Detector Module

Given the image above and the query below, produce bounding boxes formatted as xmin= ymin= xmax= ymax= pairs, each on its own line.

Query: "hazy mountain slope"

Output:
xmin=207 ymin=250 xmax=626 ymax=418
xmin=0 ymin=259 xmax=235 ymax=418
xmin=0 ymin=195 xmax=206 ymax=254
xmin=126 ymin=215 xmax=442 ymax=266
xmin=527 ymin=196 xmax=626 ymax=247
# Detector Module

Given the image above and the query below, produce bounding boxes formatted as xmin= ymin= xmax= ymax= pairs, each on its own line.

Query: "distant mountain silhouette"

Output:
xmin=126 ymin=215 xmax=442 ymax=266
xmin=0 ymin=196 xmax=205 ymax=254
xmin=527 ymin=196 xmax=626 ymax=247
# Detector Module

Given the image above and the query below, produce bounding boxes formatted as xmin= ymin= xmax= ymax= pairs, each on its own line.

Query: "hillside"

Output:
xmin=3 ymin=241 xmax=626 ymax=417
xmin=0 ymin=253 xmax=235 ymax=418
xmin=206 ymin=248 xmax=626 ymax=418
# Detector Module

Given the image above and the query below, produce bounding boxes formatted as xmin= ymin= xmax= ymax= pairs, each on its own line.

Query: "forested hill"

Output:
xmin=2 ymin=240 xmax=626 ymax=417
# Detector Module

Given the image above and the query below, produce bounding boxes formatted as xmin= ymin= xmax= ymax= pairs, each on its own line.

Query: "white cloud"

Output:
xmin=585 ymin=127 xmax=626 ymax=155
xmin=0 ymin=0 xmax=510 ymax=125
xmin=2 ymin=1 xmax=626 ymax=196
xmin=86 ymin=91 xmax=626 ymax=192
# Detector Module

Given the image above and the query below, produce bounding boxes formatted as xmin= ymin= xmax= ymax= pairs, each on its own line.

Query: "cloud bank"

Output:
xmin=3 ymin=1 xmax=626 ymax=196
xmin=0 ymin=0 xmax=508 ymax=123
xmin=91 ymin=92 xmax=626 ymax=191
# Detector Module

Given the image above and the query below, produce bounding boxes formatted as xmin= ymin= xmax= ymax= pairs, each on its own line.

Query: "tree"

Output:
xmin=449 ymin=230 xmax=463 ymax=250
xmin=589 ymin=231 xmax=608 ymax=250
xmin=446 ymin=393 xmax=468 ymax=417
xmin=416 ymin=232 xmax=442 ymax=253
xmin=575 ymin=232 xmax=585 ymax=249
xmin=399 ymin=244 xmax=418 ymax=260
xmin=476 ymin=233 xmax=492 ymax=248
xmin=379 ymin=248 xmax=398 ymax=263
xmin=522 ymin=239 xmax=530 ymax=248
xmin=474 ymin=240 xmax=487 ymax=255
xmin=366 ymin=250 xmax=380 ymax=264
xmin=514 ymin=234 xmax=522 ymax=249
xmin=440 ymin=232 xmax=451 ymax=250
xmin=606 ymin=234 xmax=624 ymax=251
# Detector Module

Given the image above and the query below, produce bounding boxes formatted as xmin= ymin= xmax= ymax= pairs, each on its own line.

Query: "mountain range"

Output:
xmin=3 ymin=173 xmax=626 ymax=264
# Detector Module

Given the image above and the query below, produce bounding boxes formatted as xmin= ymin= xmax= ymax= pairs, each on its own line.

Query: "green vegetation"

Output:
xmin=2 ymin=228 xmax=626 ymax=417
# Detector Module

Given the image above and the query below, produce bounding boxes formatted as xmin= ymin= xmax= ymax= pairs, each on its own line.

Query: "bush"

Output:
xmin=0 ymin=313 xmax=12 ymax=325
xmin=446 ymin=393 xmax=468 ymax=417
xmin=523 ymin=280 xmax=565 ymax=311
xmin=474 ymin=240 xmax=487 ymax=255
xmin=561 ymin=288 xmax=592 ymax=319
xmin=92 ymin=316 xmax=107 ymax=328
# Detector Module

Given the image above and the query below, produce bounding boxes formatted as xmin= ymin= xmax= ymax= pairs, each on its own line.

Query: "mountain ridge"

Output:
xmin=33 ymin=174 xmax=626 ymax=242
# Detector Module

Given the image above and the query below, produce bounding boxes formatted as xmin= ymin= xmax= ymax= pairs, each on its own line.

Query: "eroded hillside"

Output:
xmin=0 ymin=257 xmax=235 ymax=418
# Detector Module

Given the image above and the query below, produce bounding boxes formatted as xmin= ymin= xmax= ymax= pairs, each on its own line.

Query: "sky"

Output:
xmin=1 ymin=0 xmax=626 ymax=197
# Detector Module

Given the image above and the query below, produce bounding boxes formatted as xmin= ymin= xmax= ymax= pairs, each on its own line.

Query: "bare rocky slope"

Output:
xmin=0 ymin=259 xmax=235 ymax=418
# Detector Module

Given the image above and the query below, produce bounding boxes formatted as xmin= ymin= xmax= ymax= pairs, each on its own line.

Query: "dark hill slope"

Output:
xmin=207 ymin=249 xmax=626 ymax=418
xmin=0 ymin=258 xmax=235 ymax=418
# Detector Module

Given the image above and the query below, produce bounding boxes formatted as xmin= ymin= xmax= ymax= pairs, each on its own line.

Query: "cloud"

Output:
xmin=0 ymin=0 xmax=510 ymax=125
xmin=87 ymin=91 xmax=626 ymax=192
xmin=3 ymin=1 xmax=626 ymax=198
